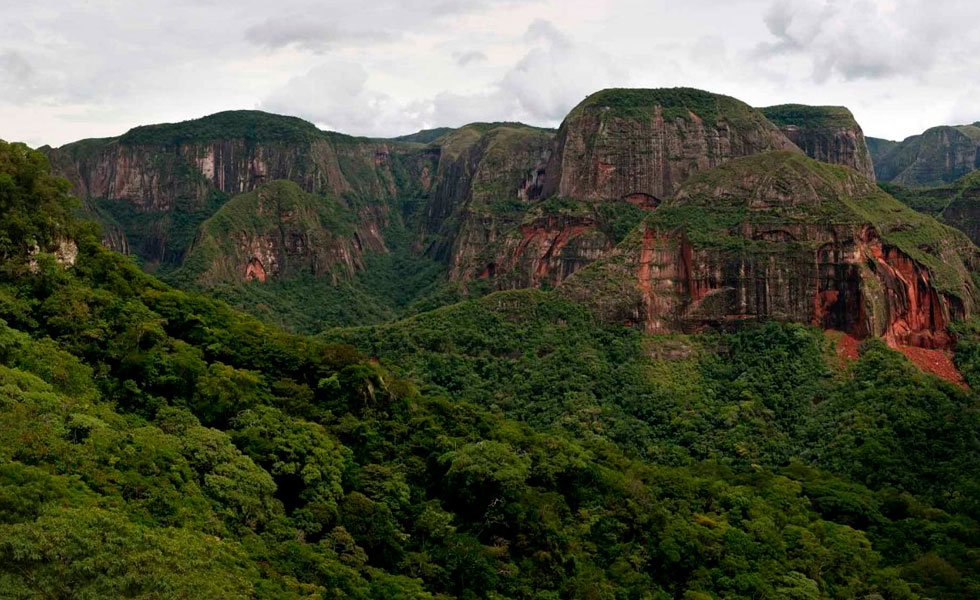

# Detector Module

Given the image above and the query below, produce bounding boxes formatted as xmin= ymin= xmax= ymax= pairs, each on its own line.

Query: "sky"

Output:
xmin=2 ymin=0 xmax=979 ymax=147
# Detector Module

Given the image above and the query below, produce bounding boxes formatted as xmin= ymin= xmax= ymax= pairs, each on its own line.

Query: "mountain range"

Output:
xmin=4 ymin=86 xmax=980 ymax=598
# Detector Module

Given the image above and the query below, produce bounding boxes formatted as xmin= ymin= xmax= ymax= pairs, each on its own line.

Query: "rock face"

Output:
xmin=873 ymin=123 xmax=980 ymax=186
xmin=179 ymin=180 xmax=373 ymax=285
xmin=761 ymin=104 xmax=876 ymax=180
xmin=417 ymin=123 xmax=618 ymax=289
xmin=561 ymin=152 xmax=980 ymax=350
xmin=542 ymin=88 xmax=800 ymax=203
xmin=43 ymin=111 xmax=433 ymax=268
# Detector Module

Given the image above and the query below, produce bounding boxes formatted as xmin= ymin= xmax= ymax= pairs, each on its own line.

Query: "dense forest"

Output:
xmin=2 ymin=139 xmax=980 ymax=599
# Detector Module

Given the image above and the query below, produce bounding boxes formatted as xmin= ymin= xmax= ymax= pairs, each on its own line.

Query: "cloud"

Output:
xmin=0 ymin=51 xmax=37 ymax=102
xmin=260 ymin=60 xmax=429 ymax=136
xmin=947 ymin=89 xmax=980 ymax=127
xmin=244 ymin=17 xmax=397 ymax=52
xmin=453 ymin=50 xmax=488 ymax=66
xmin=496 ymin=19 xmax=627 ymax=122
xmin=259 ymin=20 xmax=628 ymax=136
xmin=754 ymin=0 xmax=979 ymax=83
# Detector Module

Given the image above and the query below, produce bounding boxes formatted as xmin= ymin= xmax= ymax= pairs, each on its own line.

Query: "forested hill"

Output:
xmin=3 ymin=139 xmax=980 ymax=598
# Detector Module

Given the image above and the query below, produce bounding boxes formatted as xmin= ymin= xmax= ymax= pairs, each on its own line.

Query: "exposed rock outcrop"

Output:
xmin=761 ymin=104 xmax=876 ymax=180
xmin=43 ymin=111 xmax=434 ymax=267
xmin=542 ymin=88 xmax=800 ymax=203
xmin=561 ymin=152 xmax=980 ymax=350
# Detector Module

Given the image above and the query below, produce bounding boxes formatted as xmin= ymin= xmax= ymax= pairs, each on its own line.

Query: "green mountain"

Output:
xmin=872 ymin=123 xmax=980 ymax=186
xmin=4 ymin=139 xmax=980 ymax=598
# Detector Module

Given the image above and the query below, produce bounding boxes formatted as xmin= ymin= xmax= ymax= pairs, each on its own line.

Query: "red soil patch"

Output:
xmin=828 ymin=331 xmax=966 ymax=388
xmin=835 ymin=333 xmax=861 ymax=361
xmin=895 ymin=345 xmax=967 ymax=389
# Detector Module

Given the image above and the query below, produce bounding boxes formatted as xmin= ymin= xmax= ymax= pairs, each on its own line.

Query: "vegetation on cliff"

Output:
xmin=570 ymin=87 xmax=769 ymax=128
xmin=761 ymin=104 xmax=860 ymax=129
xmin=10 ymin=84 xmax=980 ymax=598
xmin=119 ymin=110 xmax=327 ymax=145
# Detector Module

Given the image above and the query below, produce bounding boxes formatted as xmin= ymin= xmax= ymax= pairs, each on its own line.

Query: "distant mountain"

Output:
xmin=391 ymin=127 xmax=455 ymax=143
xmin=871 ymin=122 xmax=980 ymax=186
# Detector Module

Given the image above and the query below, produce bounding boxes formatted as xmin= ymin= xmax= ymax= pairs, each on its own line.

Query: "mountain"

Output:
xmin=760 ymin=104 xmax=876 ymax=180
xmin=867 ymin=135 xmax=899 ymax=164
xmin=872 ymin=122 xmax=980 ymax=186
xmin=41 ymin=110 xmax=433 ymax=270
xmin=43 ymin=89 xmax=980 ymax=350
xmin=560 ymin=151 xmax=980 ymax=350
xmin=543 ymin=88 xmax=799 ymax=203
xmin=6 ymin=109 xmax=980 ymax=598
xmin=179 ymin=179 xmax=367 ymax=285
xmin=882 ymin=170 xmax=980 ymax=245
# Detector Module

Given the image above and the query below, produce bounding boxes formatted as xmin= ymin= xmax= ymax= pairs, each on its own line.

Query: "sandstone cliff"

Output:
xmin=761 ymin=104 xmax=876 ymax=180
xmin=541 ymin=88 xmax=799 ymax=204
xmin=446 ymin=89 xmax=803 ymax=291
xmin=561 ymin=152 xmax=980 ymax=350
xmin=874 ymin=123 xmax=980 ymax=186
xmin=43 ymin=111 xmax=432 ymax=268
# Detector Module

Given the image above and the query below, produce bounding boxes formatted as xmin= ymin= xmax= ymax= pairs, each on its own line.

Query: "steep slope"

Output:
xmin=444 ymin=88 xmax=801 ymax=291
xmin=418 ymin=122 xmax=615 ymax=289
xmin=874 ymin=122 xmax=980 ymax=186
xmin=42 ymin=110 xmax=434 ymax=269
xmin=761 ymin=104 xmax=876 ymax=180
xmin=561 ymin=152 xmax=980 ymax=349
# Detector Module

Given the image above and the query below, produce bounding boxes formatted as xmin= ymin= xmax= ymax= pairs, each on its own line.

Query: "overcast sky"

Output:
xmin=2 ymin=0 xmax=979 ymax=147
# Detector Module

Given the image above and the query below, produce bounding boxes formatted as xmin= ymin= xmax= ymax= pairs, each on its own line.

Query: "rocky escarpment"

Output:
xmin=43 ymin=111 xmax=434 ymax=267
xmin=418 ymin=124 xmax=562 ymax=281
xmin=178 ymin=179 xmax=370 ymax=285
xmin=761 ymin=104 xmax=876 ymax=180
xmin=445 ymin=89 xmax=804 ymax=290
xmin=873 ymin=123 xmax=980 ymax=186
xmin=541 ymin=88 xmax=799 ymax=204
xmin=561 ymin=152 xmax=980 ymax=350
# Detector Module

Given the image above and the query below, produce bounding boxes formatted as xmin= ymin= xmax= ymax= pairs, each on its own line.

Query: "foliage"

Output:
xmin=571 ymin=87 xmax=771 ymax=129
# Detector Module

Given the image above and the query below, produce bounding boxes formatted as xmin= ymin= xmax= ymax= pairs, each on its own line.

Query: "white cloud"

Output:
xmin=453 ymin=50 xmax=488 ymax=66
xmin=755 ymin=0 xmax=978 ymax=83
xmin=2 ymin=0 xmax=980 ymax=145
xmin=258 ymin=20 xmax=627 ymax=135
